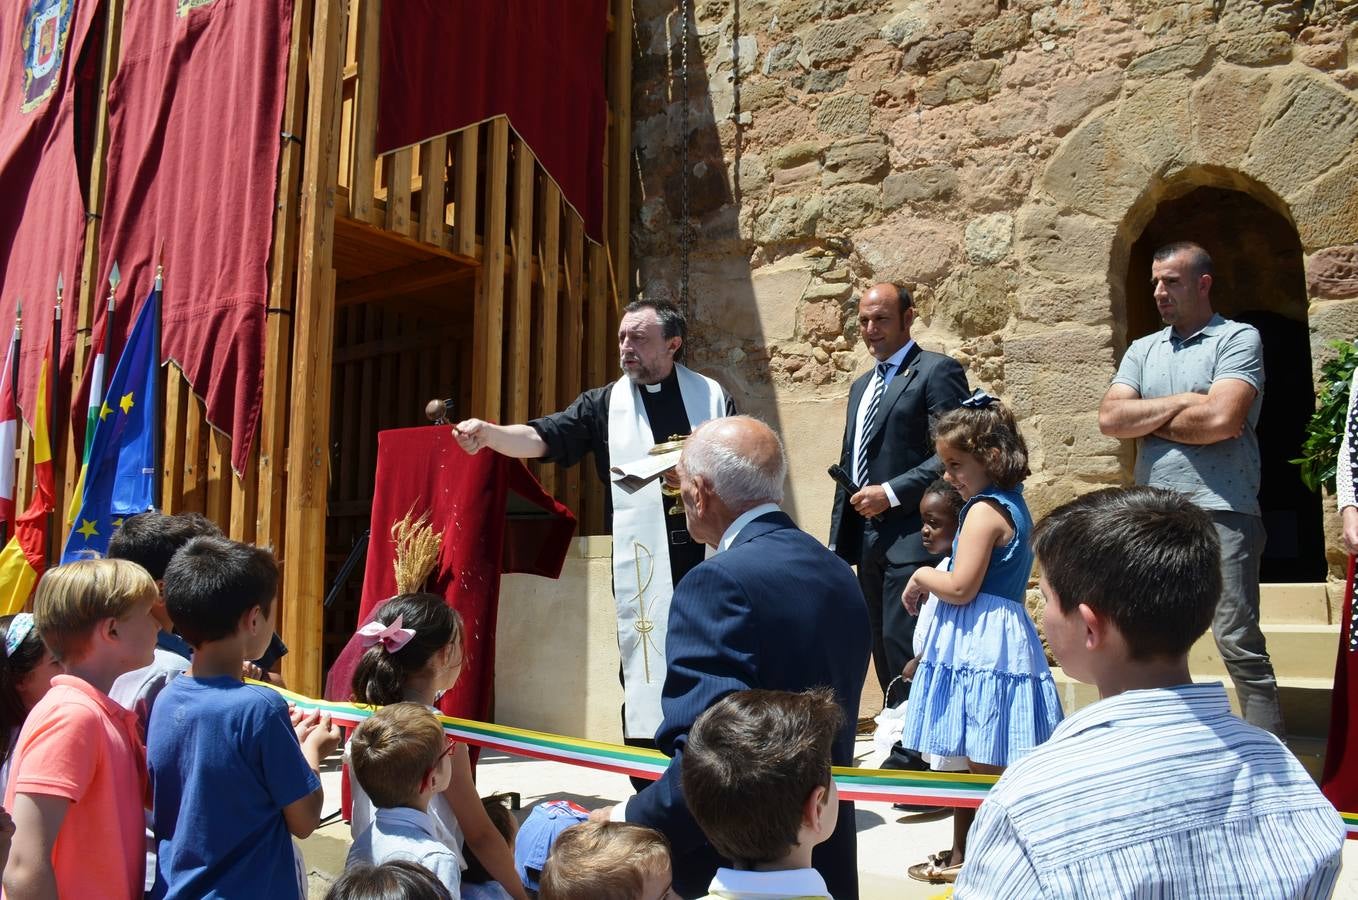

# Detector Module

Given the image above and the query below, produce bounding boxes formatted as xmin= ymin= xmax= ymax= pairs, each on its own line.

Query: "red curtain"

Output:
xmin=376 ymin=0 xmax=608 ymax=241
xmin=0 ymin=0 xmax=103 ymax=426
xmin=92 ymin=0 xmax=292 ymax=473
xmin=324 ymin=426 xmax=577 ymax=725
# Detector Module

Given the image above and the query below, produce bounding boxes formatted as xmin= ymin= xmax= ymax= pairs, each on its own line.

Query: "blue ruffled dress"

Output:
xmin=900 ymin=485 xmax=1063 ymax=767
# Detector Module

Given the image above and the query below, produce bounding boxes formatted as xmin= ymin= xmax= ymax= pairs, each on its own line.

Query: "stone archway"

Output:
xmin=1008 ymin=63 xmax=1358 ymax=567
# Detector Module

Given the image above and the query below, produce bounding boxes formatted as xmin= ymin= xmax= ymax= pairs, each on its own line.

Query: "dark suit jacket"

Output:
xmin=625 ymin=511 xmax=871 ymax=899
xmin=829 ymin=343 xmax=969 ymax=566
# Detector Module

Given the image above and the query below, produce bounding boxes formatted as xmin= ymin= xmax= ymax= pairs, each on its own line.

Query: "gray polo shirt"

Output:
xmin=1111 ymin=314 xmax=1264 ymax=517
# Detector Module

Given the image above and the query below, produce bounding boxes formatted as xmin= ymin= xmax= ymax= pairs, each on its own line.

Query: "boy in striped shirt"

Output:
xmin=957 ymin=486 xmax=1343 ymax=899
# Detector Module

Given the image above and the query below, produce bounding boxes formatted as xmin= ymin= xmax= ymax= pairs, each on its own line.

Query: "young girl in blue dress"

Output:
xmin=900 ymin=391 xmax=1062 ymax=883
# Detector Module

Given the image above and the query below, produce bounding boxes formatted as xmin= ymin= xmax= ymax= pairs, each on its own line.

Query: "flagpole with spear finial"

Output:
xmin=48 ymin=275 xmax=63 ymax=562
xmin=152 ymin=246 xmax=163 ymax=512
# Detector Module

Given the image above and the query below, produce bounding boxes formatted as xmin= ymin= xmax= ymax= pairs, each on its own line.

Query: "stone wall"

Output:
xmin=629 ymin=0 xmax=1358 ymax=563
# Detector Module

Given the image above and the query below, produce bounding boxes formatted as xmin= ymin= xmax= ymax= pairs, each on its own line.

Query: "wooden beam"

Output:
xmin=454 ymin=127 xmax=479 ymax=259
xmin=64 ymin=0 xmax=125 ymax=546
xmin=534 ymin=182 xmax=561 ymax=496
xmin=335 ymin=257 xmax=473 ymax=307
xmin=585 ymin=241 xmax=609 ymax=535
xmin=283 ymin=0 xmax=346 ymax=696
xmin=205 ymin=424 xmax=230 ymax=527
xmin=471 ymin=118 xmax=509 ymax=421
xmin=229 ymin=449 xmax=257 ymax=544
xmin=258 ymin=0 xmax=314 ymax=553
xmin=181 ymin=390 xmax=205 ymax=515
xmin=561 ymin=214 xmax=585 ymax=521
xmin=333 ymin=324 xmax=460 ymax=364
xmin=160 ymin=367 xmax=187 ymax=515
xmin=607 ymin=0 xmax=633 ymax=306
xmin=507 ymin=138 xmax=534 ymax=424
xmin=385 ymin=148 xmax=414 ymax=237
xmin=348 ymin=0 xmax=381 ymax=224
xmin=419 ymin=135 xmax=447 ymax=247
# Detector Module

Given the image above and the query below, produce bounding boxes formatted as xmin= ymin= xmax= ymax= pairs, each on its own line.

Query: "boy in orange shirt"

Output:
xmin=2 ymin=559 xmax=161 ymax=899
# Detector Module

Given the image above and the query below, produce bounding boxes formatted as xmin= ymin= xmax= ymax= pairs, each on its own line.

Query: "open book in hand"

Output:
xmin=609 ymin=447 xmax=682 ymax=494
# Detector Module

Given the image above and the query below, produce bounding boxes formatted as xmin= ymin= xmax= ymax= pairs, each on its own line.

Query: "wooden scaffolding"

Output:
xmin=11 ymin=0 xmax=634 ymax=696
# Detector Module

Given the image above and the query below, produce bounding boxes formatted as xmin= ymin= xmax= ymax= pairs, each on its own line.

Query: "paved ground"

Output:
xmin=300 ymin=733 xmax=1358 ymax=899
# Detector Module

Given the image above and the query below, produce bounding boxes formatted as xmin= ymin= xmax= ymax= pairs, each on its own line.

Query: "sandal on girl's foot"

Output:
xmin=908 ymin=859 xmax=963 ymax=884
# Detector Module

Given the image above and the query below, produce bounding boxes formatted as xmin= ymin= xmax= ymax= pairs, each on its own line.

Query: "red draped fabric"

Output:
xmin=324 ymin=426 xmax=577 ymax=726
xmin=0 ymin=0 xmax=102 ymax=425
xmin=92 ymin=0 xmax=292 ymax=472
xmin=1322 ymin=554 xmax=1358 ymax=816
xmin=375 ymin=0 xmax=608 ymax=241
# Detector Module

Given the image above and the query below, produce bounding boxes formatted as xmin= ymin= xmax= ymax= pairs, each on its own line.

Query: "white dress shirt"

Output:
xmin=852 ymin=340 xmax=914 ymax=507
xmin=697 ymin=866 xmax=832 ymax=899
xmin=347 ymin=806 xmax=463 ymax=894
xmin=718 ymin=503 xmax=783 ymax=553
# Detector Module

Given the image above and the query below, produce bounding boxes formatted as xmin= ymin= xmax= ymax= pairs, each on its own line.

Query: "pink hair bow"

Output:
xmin=357 ymin=615 xmax=416 ymax=653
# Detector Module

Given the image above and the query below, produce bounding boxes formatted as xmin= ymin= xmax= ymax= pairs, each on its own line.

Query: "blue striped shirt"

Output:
xmin=956 ymin=683 xmax=1344 ymax=899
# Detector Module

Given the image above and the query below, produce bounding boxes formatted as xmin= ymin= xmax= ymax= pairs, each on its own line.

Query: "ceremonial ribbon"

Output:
xmin=264 ymin=682 xmax=1358 ymax=829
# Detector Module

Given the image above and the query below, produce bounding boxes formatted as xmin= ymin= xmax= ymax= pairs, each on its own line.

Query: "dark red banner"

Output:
xmin=325 ymin=426 xmax=577 ymax=725
xmin=93 ymin=0 xmax=292 ymax=473
xmin=0 ymin=0 xmax=102 ymax=426
xmin=376 ymin=0 xmax=608 ymax=241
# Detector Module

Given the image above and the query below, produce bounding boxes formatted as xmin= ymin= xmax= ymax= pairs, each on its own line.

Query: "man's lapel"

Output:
xmin=865 ymin=343 xmax=923 ymax=446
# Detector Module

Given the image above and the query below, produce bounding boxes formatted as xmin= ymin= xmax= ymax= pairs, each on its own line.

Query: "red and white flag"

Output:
xmin=0 ymin=324 xmax=19 ymax=525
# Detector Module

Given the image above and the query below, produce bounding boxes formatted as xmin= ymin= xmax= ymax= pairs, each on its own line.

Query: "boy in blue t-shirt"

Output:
xmin=147 ymin=536 xmax=341 ymax=900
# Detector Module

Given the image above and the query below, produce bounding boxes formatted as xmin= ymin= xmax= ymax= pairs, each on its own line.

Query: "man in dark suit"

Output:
xmin=830 ymin=283 xmax=969 ymax=714
xmin=595 ymin=416 xmax=871 ymax=899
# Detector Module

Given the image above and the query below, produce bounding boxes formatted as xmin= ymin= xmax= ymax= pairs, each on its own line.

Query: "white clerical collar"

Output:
xmin=706 ymin=866 xmax=831 ymax=898
xmin=643 ymin=381 xmax=663 ymax=393
xmin=717 ymin=503 xmax=782 ymax=553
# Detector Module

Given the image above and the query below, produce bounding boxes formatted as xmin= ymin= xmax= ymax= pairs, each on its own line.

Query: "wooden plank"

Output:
xmin=205 ymin=425 xmax=230 ymax=527
xmin=356 ymin=305 xmax=377 ymax=510
xmin=181 ymin=390 xmax=205 ymax=515
xmin=161 ymin=367 xmax=187 ymax=515
xmin=377 ymin=308 xmax=398 ymax=432
xmin=585 ymin=241 xmax=608 ymax=535
xmin=65 ymin=0 xmax=125 ymax=544
xmin=385 ymin=148 xmax=414 ymax=237
xmin=335 ymin=258 xmax=472 ymax=308
xmin=454 ymin=126 xmax=479 ymax=259
xmin=334 ymin=324 xmax=458 ymax=364
xmin=336 ymin=307 xmax=359 ymax=502
xmin=348 ymin=0 xmax=381 ymax=224
xmin=506 ymin=138 xmax=534 ymax=424
xmin=229 ymin=448 xmax=258 ymax=544
xmin=471 ymin=118 xmax=509 ymax=421
xmin=561 ymin=214 xmax=585 ymax=520
xmin=258 ymin=0 xmax=314 ymax=553
xmin=607 ymin=0 xmax=633 ymax=309
xmin=534 ymin=183 xmax=561 ymax=496
xmin=396 ymin=313 xmax=417 ymax=425
xmin=283 ymin=0 xmax=346 ymax=696
xmin=419 ymin=135 xmax=447 ymax=246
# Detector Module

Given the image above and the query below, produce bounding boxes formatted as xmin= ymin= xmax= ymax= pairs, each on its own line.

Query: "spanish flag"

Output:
xmin=0 ymin=321 xmax=56 ymax=614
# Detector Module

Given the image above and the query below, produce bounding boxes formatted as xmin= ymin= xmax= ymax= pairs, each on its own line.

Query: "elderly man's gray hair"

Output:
xmin=683 ymin=416 xmax=787 ymax=508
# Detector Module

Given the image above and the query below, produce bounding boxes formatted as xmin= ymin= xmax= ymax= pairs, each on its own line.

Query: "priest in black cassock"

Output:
xmin=452 ymin=299 xmax=733 ymax=755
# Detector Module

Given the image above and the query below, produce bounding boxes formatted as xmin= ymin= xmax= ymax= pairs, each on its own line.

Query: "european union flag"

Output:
xmin=62 ymin=283 xmax=160 ymax=562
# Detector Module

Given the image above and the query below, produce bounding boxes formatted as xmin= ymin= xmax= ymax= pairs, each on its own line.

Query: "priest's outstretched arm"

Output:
xmin=451 ymin=419 xmax=549 ymax=458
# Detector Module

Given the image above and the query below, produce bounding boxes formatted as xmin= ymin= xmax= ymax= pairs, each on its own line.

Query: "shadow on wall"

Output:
xmin=631 ymin=1 xmax=841 ymax=532
xmin=1122 ymin=183 xmax=1324 ymax=583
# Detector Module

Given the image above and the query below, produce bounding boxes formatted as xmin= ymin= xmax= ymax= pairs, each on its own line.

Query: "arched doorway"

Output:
xmin=1124 ymin=186 xmax=1325 ymax=582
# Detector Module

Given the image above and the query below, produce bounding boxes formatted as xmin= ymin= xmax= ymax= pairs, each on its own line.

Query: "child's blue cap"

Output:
xmin=513 ymin=800 xmax=591 ymax=891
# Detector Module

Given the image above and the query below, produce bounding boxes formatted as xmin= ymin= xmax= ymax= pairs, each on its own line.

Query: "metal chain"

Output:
xmin=678 ymin=0 xmax=691 ymax=318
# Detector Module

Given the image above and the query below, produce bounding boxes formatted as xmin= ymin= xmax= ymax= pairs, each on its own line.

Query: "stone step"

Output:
xmin=1259 ymin=583 xmax=1333 ymax=625
xmin=1188 ymin=623 xmax=1339 ymax=680
xmin=1051 ymin=668 xmax=1335 ymax=738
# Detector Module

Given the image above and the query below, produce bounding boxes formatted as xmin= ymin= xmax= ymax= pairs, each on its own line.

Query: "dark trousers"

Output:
xmin=858 ymin=552 xmax=923 ymax=696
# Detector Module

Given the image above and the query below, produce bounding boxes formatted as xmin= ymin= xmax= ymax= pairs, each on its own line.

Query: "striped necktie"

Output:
xmin=856 ymin=362 xmax=890 ymax=487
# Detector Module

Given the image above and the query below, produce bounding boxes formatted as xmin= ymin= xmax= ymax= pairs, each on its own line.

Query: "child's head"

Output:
xmin=463 ymin=794 xmax=517 ymax=885
xmin=516 ymin=800 xmax=591 ymax=892
xmin=931 ymin=396 xmax=1029 ymax=498
xmin=107 ymin=511 xmax=223 ymax=580
xmin=681 ymin=688 xmax=842 ymax=868
xmin=349 ymin=702 xmax=454 ymax=810
xmin=0 ymin=613 xmax=62 ymax=760
xmin=538 ymin=822 xmax=674 ymax=900
xmin=33 ymin=559 xmax=159 ymax=670
xmin=1032 ymin=486 xmax=1220 ymax=681
xmin=163 ymin=536 xmax=279 ymax=657
xmin=919 ymin=477 xmax=963 ymax=556
xmin=351 ymin=593 xmax=464 ymax=706
xmin=323 ymin=859 xmax=452 ymax=900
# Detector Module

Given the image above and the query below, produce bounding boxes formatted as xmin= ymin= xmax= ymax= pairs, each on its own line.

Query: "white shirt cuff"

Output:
xmin=882 ymin=482 xmax=901 ymax=508
xmin=609 ymin=800 xmax=630 ymax=823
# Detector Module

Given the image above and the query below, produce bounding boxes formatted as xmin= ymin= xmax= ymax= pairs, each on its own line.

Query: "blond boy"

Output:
xmin=539 ymin=821 xmax=675 ymax=900
xmin=3 ymin=559 xmax=161 ymax=900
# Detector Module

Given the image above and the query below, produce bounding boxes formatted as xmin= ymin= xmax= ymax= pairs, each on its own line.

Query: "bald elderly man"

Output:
xmin=596 ymin=416 xmax=871 ymax=899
